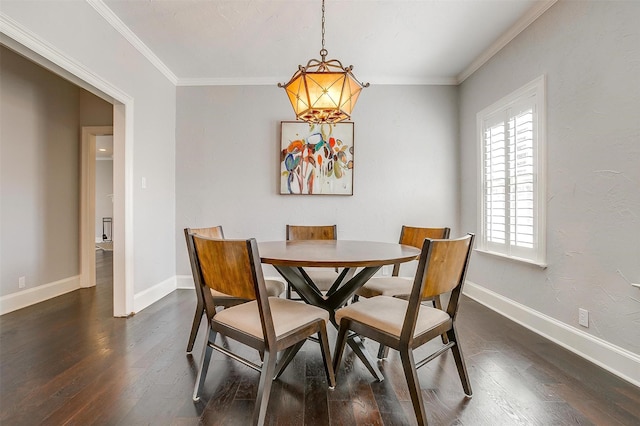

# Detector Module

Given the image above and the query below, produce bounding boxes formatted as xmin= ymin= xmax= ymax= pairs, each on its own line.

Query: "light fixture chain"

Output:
xmin=320 ymin=0 xmax=326 ymax=59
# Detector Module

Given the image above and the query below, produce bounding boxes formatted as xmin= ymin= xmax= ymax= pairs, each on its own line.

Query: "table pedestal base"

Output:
xmin=273 ymin=265 xmax=385 ymax=382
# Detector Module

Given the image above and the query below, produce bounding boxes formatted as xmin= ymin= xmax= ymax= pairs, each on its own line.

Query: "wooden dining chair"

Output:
xmin=355 ymin=226 xmax=451 ymax=300
xmin=285 ymin=224 xmax=339 ymax=298
xmin=188 ymin=234 xmax=335 ymax=425
xmin=184 ymin=226 xmax=285 ymax=353
xmin=333 ymin=234 xmax=475 ymax=426
xmin=354 ymin=226 xmax=451 ymax=358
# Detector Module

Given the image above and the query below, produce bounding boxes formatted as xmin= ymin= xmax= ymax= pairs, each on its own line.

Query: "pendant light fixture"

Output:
xmin=278 ymin=0 xmax=369 ymax=124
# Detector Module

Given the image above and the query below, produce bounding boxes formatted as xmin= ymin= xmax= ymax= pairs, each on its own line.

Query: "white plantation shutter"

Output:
xmin=484 ymin=119 xmax=507 ymax=246
xmin=478 ymin=77 xmax=546 ymax=265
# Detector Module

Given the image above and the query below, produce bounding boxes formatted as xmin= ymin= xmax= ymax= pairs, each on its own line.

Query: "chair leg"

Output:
xmin=253 ymin=349 xmax=277 ymax=425
xmin=377 ymin=343 xmax=390 ymax=360
xmin=193 ymin=328 xmax=216 ymax=401
xmin=317 ymin=328 xmax=336 ymax=388
xmin=432 ymin=297 xmax=449 ymax=344
xmin=346 ymin=335 xmax=385 ymax=382
xmin=447 ymin=326 xmax=472 ymax=396
xmin=274 ymin=340 xmax=305 ymax=379
xmin=399 ymin=347 xmax=428 ymax=426
xmin=186 ymin=300 xmax=204 ymax=352
xmin=332 ymin=320 xmax=350 ymax=378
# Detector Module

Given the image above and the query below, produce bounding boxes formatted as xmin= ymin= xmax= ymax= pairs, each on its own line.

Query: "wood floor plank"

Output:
xmin=369 ymin=377 xmax=414 ymax=425
xmin=40 ymin=359 xmax=140 ymax=425
xmin=1 ymin=251 xmax=638 ymax=425
xmin=348 ymin=377 xmax=384 ymax=425
xmin=304 ymin=376 xmax=331 ymax=425
xmin=328 ymin=400 xmax=357 ymax=425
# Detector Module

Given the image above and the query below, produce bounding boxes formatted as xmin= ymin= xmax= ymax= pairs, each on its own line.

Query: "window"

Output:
xmin=477 ymin=76 xmax=546 ymax=266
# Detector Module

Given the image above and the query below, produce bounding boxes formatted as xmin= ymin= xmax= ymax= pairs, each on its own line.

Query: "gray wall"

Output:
xmin=2 ymin=1 xmax=177 ymax=297
xmin=80 ymin=89 xmax=113 ymax=126
xmin=459 ymin=1 xmax=640 ymax=354
xmin=1 ymin=46 xmax=81 ymax=294
xmin=175 ymin=84 xmax=459 ymax=276
xmin=0 ymin=46 xmax=115 ymax=296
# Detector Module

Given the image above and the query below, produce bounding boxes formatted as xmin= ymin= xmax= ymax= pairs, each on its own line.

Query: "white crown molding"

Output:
xmin=464 ymin=280 xmax=640 ymax=388
xmin=367 ymin=76 xmax=458 ymax=86
xmin=177 ymin=77 xmax=281 ymax=87
xmin=457 ymin=0 xmax=558 ymax=84
xmin=87 ymin=0 xmax=178 ymax=86
xmin=0 ymin=11 xmax=133 ymax=104
xmin=4 ymin=0 xmax=555 ymax=88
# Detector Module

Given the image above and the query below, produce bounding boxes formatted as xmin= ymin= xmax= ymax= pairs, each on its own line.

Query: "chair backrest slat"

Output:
xmin=399 ymin=226 xmax=450 ymax=248
xmin=420 ymin=236 xmax=472 ymax=300
xmin=184 ymin=226 xmax=227 ymax=318
xmin=193 ymin=236 xmax=257 ymax=301
xmin=190 ymin=226 xmax=224 ymax=240
xmin=393 ymin=226 xmax=450 ymax=276
xmin=286 ymin=225 xmax=337 ymax=241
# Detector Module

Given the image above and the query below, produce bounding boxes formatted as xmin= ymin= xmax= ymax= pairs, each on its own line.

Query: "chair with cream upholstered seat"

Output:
xmin=354 ymin=226 xmax=450 ymax=358
xmin=285 ymin=224 xmax=340 ymax=298
xmin=333 ymin=234 xmax=475 ymax=426
xmin=355 ymin=226 xmax=450 ymax=300
xmin=188 ymin=233 xmax=335 ymax=425
xmin=184 ymin=226 xmax=285 ymax=353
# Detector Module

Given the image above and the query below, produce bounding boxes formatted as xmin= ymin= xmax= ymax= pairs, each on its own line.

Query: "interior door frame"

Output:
xmin=2 ymin=18 xmax=135 ymax=317
xmin=80 ymin=126 xmax=113 ymax=289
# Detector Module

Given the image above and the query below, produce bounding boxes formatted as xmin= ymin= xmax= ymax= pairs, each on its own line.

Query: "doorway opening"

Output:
xmin=95 ymin=134 xmax=114 ymax=252
xmin=4 ymin=19 xmax=134 ymax=317
xmin=80 ymin=126 xmax=113 ymax=290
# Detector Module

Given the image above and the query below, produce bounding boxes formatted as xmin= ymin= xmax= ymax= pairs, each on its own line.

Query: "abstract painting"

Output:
xmin=280 ymin=121 xmax=354 ymax=195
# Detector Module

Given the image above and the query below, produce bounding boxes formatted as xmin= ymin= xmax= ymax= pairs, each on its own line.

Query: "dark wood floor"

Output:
xmin=1 ymin=251 xmax=639 ymax=425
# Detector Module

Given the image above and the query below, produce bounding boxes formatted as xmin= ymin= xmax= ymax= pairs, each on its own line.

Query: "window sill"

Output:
xmin=474 ymin=249 xmax=547 ymax=269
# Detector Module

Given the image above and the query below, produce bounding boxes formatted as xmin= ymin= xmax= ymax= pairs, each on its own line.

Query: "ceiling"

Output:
xmin=99 ymin=0 xmax=554 ymax=86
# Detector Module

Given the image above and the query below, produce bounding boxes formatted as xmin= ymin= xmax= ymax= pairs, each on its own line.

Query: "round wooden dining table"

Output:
xmin=258 ymin=239 xmax=421 ymax=381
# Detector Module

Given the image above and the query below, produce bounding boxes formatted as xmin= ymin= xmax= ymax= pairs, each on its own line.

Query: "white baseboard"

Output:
xmin=176 ymin=274 xmax=195 ymax=290
xmin=175 ymin=274 xmax=286 ymax=291
xmin=463 ymin=280 xmax=640 ymax=388
xmin=1 ymin=273 xmax=285 ymax=316
xmin=0 ymin=275 xmax=81 ymax=315
xmin=133 ymin=276 xmax=177 ymax=313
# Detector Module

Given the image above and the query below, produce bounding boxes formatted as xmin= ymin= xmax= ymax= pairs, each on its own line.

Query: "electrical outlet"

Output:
xmin=578 ymin=308 xmax=589 ymax=328
xmin=19 ymin=276 xmax=26 ymax=289
xmin=381 ymin=265 xmax=391 ymax=276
